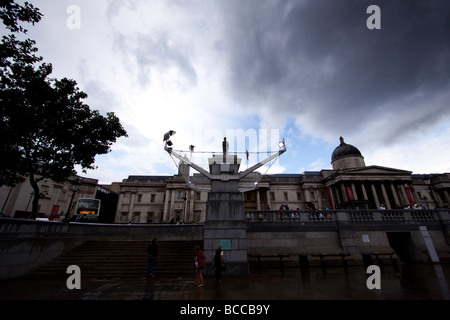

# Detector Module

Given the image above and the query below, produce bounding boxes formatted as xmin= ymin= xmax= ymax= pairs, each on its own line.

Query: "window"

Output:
xmin=194 ymin=210 xmax=201 ymax=223
xmin=150 ymin=194 xmax=156 ymax=203
xmin=283 ymin=192 xmax=288 ymax=201
xmin=147 ymin=212 xmax=154 ymax=223
xmin=120 ymin=212 xmax=128 ymax=223
xmin=297 ymin=192 xmax=302 ymax=201
xmin=270 ymin=192 xmax=275 ymax=201
xmin=133 ymin=212 xmax=140 ymax=223
xmin=137 ymin=194 xmax=142 ymax=202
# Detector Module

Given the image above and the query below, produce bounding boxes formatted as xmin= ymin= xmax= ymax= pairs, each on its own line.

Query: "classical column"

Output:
xmin=327 ymin=187 xmax=335 ymax=209
xmin=163 ymin=189 xmax=170 ymax=222
xmin=400 ymin=184 xmax=409 ymax=207
xmin=169 ymin=189 xmax=176 ymax=221
xmin=115 ymin=192 xmax=125 ymax=223
xmin=340 ymin=183 xmax=348 ymax=202
xmin=361 ymin=182 xmax=369 ymax=201
xmin=189 ymin=190 xmax=195 ymax=222
xmin=266 ymin=190 xmax=271 ymax=209
xmin=371 ymin=183 xmax=380 ymax=209
xmin=351 ymin=182 xmax=358 ymax=200
xmin=128 ymin=192 xmax=136 ymax=222
xmin=380 ymin=182 xmax=391 ymax=209
xmin=390 ymin=183 xmax=400 ymax=208
xmin=256 ymin=189 xmax=261 ymax=210
xmin=317 ymin=188 xmax=323 ymax=209
xmin=304 ymin=188 xmax=311 ymax=202
xmin=334 ymin=184 xmax=342 ymax=204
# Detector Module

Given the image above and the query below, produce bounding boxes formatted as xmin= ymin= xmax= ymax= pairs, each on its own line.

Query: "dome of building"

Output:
xmin=331 ymin=137 xmax=363 ymax=162
xmin=331 ymin=137 xmax=365 ymax=170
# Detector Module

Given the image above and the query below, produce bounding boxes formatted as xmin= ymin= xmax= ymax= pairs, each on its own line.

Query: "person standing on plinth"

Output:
xmin=222 ymin=137 xmax=229 ymax=162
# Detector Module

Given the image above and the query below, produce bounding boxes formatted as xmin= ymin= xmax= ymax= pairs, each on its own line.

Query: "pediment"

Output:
xmin=343 ymin=165 xmax=412 ymax=176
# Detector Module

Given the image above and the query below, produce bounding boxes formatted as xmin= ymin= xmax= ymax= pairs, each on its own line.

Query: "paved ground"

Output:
xmin=1 ymin=263 xmax=449 ymax=301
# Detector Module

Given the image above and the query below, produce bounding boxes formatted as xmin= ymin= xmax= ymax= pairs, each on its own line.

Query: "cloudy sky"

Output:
xmin=16 ymin=0 xmax=450 ymax=184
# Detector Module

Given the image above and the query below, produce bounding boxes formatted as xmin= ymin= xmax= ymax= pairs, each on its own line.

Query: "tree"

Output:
xmin=0 ymin=1 xmax=128 ymax=219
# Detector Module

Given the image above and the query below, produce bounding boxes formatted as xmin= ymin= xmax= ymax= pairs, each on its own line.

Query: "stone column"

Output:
xmin=327 ymin=187 xmax=336 ymax=209
xmin=189 ymin=190 xmax=195 ymax=222
xmin=334 ymin=184 xmax=342 ymax=204
xmin=127 ymin=192 xmax=136 ymax=222
xmin=115 ymin=192 xmax=125 ymax=223
xmin=351 ymin=182 xmax=358 ymax=200
xmin=170 ymin=189 xmax=176 ymax=221
xmin=371 ymin=183 xmax=380 ymax=209
xmin=266 ymin=190 xmax=271 ymax=209
xmin=361 ymin=182 xmax=369 ymax=201
xmin=340 ymin=183 xmax=348 ymax=202
xmin=256 ymin=189 xmax=261 ymax=210
xmin=380 ymin=182 xmax=391 ymax=209
xmin=390 ymin=183 xmax=400 ymax=208
xmin=317 ymin=188 xmax=323 ymax=209
xmin=163 ymin=189 xmax=170 ymax=222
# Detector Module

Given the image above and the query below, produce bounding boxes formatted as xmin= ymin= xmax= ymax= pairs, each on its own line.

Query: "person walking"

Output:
xmin=146 ymin=238 xmax=159 ymax=279
xmin=213 ymin=243 xmax=225 ymax=282
xmin=195 ymin=245 xmax=206 ymax=287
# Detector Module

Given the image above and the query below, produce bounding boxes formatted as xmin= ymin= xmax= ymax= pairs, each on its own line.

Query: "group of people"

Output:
xmin=194 ymin=244 xmax=225 ymax=287
xmin=146 ymin=239 xmax=225 ymax=287
xmin=379 ymin=203 xmax=429 ymax=210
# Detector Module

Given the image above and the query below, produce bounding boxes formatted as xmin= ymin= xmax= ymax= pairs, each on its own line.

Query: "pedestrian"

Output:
xmin=146 ymin=238 xmax=158 ymax=279
xmin=213 ymin=243 xmax=225 ymax=282
xmin=195 ymin=245 xmax=206 ymax=287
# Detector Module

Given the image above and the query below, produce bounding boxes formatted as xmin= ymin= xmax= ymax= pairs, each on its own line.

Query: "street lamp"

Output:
xmin=64 ymin=178 xmax=81 ymax=222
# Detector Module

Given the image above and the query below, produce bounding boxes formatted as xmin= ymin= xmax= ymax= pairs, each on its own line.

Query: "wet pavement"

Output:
xmin=1 ymin=263 xmax=449 ymax=301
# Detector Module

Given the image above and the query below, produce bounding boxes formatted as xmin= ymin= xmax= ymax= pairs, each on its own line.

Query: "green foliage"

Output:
xmin=0 ymin=1 xmax=128 ymax=218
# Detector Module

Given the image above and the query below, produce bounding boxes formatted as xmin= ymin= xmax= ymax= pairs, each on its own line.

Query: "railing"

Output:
xmin=245 ymin=209 xmax=449 ymax=225
xmin=245 ymin=210 xmax=334 ymax=223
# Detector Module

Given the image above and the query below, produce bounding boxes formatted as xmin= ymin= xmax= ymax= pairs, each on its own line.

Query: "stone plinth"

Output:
xmin=203 ymin=156 xmax=249 ymax=276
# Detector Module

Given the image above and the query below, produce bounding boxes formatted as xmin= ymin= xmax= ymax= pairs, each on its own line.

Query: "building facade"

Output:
xmin=113 ymin=138 xmax=450 ymax=224
xmin=0 ymin=175 xmax=98 ymax=220
xmin=2 ymin=137 xmax=449 ymax=223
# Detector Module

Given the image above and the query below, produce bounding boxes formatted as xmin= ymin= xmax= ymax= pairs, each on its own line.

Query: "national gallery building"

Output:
xmin=113 ymin=137 xmax=450 ymax=224
xmin=1 ymin=138 xmax=449 ymax=223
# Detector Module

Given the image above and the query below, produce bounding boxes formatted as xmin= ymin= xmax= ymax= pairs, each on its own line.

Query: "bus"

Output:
xmin=71 ymin=198 xmax=101 ymax=223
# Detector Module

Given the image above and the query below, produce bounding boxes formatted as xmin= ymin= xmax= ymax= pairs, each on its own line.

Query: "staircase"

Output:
xmin=27 ymin=240 xmax=204 ymax=279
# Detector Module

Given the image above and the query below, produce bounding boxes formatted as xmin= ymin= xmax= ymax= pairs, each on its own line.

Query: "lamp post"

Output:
xmin=64 ymin=178 xmax=81 ymax=223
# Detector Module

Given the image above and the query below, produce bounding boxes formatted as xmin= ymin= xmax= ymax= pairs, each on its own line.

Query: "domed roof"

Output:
xmin=331 ymin=137 xmax=363 ymax=162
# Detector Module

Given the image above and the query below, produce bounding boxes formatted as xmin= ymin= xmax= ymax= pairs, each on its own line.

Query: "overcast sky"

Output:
xmin=14 ymin=0 xmax=450 ymax=184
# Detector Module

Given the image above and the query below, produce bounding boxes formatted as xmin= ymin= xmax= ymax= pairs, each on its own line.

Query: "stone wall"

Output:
xmin=0 ymin=218 xmax=203 ymax=280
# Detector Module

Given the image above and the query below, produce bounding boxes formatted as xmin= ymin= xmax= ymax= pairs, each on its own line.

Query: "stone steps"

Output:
xmin=27 ymin=240 xmax=204 ymax=278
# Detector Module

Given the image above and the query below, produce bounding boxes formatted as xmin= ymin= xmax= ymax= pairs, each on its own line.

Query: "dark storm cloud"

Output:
xmin=219 ymin=0 xmax=450 ymax=141
xmin=113 ymin=31 xmax=198 ymax=88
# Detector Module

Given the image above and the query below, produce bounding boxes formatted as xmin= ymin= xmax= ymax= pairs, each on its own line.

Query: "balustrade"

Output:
xmin=245 ymin=208 xmax=445 ymax=225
